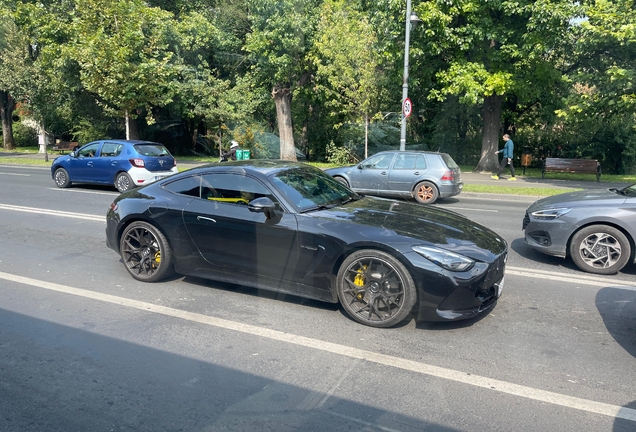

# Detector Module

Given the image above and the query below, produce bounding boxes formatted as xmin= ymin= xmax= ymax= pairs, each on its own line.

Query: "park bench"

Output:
xmin=51 ymin=141 xmax=79 ymax=154
xmin=542 ymin=158 xmax=601 ymax=182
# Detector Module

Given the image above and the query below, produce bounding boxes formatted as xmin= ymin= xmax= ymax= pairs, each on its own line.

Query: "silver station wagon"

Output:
xmin=324 ymin=151 xmax=463 ymax=204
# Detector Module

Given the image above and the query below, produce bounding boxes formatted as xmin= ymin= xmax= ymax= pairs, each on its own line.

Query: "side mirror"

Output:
xmin=248 ymin=197 xmax=277 ymax=219
xmin=69 ymin=151 xmax=76 ymax=158
xmin=357 ymin=164 xmax=363 ymax=170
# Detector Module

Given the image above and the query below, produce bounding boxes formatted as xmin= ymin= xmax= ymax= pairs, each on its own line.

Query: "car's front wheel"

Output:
xmin=115 ymin=172 xmax=134 ymax=193
xmin=569 ymin=225 xmax=631 ymax=275
xmin=335 ymin=176 xmax=349 ymax=188
xmin=54 ymin=168 xmax=71 ymax=188
xmin=120 ymin=221 xmax=174 ymax=282
xmin=336 ymin=250 xmax=416 ymax=327
xmin=414 ymin=181 xmax=439 ymax=204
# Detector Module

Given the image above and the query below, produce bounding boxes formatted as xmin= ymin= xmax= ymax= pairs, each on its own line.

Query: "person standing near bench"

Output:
xmin=491 ymin=133 xmax=516 ymax=181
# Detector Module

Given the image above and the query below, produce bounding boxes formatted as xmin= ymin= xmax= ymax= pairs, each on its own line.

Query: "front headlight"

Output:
xmin=530 ymin=208 xmax=572 ymax=220
xmin=411 ymin=246 xmax=475 ymax=272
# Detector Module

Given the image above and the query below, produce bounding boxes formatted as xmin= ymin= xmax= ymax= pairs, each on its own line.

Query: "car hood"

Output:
xmin=315 ymin=197 xmax=507 ymax=262
xmin=527 ymin=188 xmax=627 ymax=211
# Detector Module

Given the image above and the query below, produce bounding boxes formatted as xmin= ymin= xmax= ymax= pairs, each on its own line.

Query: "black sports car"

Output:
xmin=106 ymin=160 xmax=507 ymax=328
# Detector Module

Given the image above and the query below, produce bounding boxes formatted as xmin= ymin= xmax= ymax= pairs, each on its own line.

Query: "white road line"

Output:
xmin=0 ymin=172 xmax=30 ymax=176
xmin=507 ymin=266 xmax=636 ymax=290
xmin=0 ymin=270 xmax=634 ymax=423
xmin=0 ymin=164 xmax=48 ymax=170
xmin=48 ymin=188 xmax=119 ymax=196
xmin=0 ymin=203 xmax=104 ymax=222
xmin=442 ymin=206 xmax=498 ymax=212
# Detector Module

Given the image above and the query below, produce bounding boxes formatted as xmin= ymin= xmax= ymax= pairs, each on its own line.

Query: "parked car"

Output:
xmin=324 ymin=151 xmax=463 ymax=204
xmin=51 ymin=139 xmax=178 ymax=193
xmin=106 ymin=160 xmax=507 ymax=328
xmin=523 ymin=184 xmax=636 ymax=274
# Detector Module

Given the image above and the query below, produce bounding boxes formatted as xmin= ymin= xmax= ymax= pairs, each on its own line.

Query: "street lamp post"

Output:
xmin=399 ymin=1 xmax=421 ymax=151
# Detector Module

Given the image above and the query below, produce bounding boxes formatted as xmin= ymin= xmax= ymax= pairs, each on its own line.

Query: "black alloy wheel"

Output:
xmin=569 ymin=224 xmax=631 ymax=275
xmin=414 ymin=181 xmax=439 ymax=204
xmin=336 ymin=250 xmax=416 ymax=328
xmin=54 ymin=168 xmax=71 ymax=188
xmin=120 ymin=221 xmax=174 ymax=282
xmin=115 ymin=172 xmax=134 ymax=193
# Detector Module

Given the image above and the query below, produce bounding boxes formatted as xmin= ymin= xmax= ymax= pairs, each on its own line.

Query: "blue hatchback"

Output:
xmin=51 ymin=139 xmax=178 ymax=192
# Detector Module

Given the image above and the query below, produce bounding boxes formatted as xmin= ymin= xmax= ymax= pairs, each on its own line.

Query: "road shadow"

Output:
xmin=595 ymin=287 xmax=636 ymax=359
xmin=0 ymin=309 xmax=462 ymax=432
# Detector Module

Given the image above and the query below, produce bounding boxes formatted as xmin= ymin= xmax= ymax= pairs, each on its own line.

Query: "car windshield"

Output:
xmin=134 ymin=144 xmax=172 ymax=157
xmin=270 ymin=166 xmax=359 ymax=212
xmin=618 ymin=184 xmax=636 ymax=197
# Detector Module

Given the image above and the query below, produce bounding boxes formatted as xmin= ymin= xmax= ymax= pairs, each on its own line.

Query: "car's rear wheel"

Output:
xmin=115 ymin=172 xmax=134 ymax=193
xmin=569 ymin=225 xmax=631 ymax=275
xmin=336 ymin=250 xmax=416 ymax=328
xmin=54 ymin=168 xmax=71 ymax=188
xmin=335 ymin=176 xmax=349 ymax=188
xmin=414 ymin=181 xmax=439 ymax=204
xmin=120 ymin=221 xmax=174 ymax=282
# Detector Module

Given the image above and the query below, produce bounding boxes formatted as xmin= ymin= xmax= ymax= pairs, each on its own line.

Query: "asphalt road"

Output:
xmin=0 ymin=164 xmax=635 ymax=432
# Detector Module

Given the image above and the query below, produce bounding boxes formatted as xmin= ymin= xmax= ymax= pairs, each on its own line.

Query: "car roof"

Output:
xmin=182 ymin=159 xmax=311 ymax=178
xmin=88 ymin=139 xmax=163 ymax=146
xmin=376 ymin=150 xmax=445 ymax=156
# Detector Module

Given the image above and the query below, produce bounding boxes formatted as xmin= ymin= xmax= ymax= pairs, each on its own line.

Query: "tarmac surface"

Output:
xmin=1 ymin=150 xmax=631 ymax=199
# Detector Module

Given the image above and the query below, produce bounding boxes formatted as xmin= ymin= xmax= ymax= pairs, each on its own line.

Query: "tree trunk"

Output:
xmin=1 ymin=91 xmax=16 ymax=151
xmin=475 ymin=94 xmax=503 ymax=172
xmin=125 ymin=110 xmax=140 ymax=140
xmin=272 ymin=85 xmax=297 ymax=161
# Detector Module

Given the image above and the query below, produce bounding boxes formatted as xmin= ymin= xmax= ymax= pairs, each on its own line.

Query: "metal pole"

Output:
xmin=399 ymin=0 xmax=412 ymax=152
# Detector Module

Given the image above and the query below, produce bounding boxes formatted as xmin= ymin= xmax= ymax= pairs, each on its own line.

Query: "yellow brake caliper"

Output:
xmin=153 ymin=251 xmax=161 ymax=268
xmin=353 ymin=265 xmax=367 ymax=300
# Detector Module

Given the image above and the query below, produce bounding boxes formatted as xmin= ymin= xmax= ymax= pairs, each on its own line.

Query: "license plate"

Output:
xmin=495 ymin=277 xmax=504 ymax=298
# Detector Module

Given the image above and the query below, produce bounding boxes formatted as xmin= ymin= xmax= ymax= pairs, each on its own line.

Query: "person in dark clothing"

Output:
xmin=220 ymin=141 xmax=239 ymax=161
xmin=491 ymin=134 xmax=516 ymax=180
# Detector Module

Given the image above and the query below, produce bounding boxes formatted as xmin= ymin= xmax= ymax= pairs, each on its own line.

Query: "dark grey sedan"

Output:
xmin=523 ymin=184 xmax=636 ymax=274
xmin=324 ymin=151 xmax=463 ymax=204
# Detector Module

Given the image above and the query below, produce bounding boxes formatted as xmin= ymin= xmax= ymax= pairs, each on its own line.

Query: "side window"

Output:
xmin=393 ymin=154 xmax=418 ymax=170
xmin=362 ymin=153 xmax=394 ymax=170
xmin=101 ymin=142 xmax=124 ymax=157
xmin=416 ymin=155 xmax=428 ymax=170
xmin=78 ymin=143 xmax=100 ymax=158
xmin=163 ymin=175 xmax=203 ymax=198
xmin=200 ymin=173 xmax=275 ymax=206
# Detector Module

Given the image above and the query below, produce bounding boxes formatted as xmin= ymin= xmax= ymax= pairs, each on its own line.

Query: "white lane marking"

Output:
xmin=0 ymin=172 xmax=30 ymax=176
xmin=48 ymin=188 xmax=118 ymax=196
xmin=507 ymin=266 xmax=636 ymax=291
xmin=0 ymin=164 xmax=49 ymax=170
xmin=442 ymin=206 xmax=498 ymax=213
xmin=0 ymin=204 xmax=104 ymax=222
xmin=0 ymin=270 xmax=634 ymax=423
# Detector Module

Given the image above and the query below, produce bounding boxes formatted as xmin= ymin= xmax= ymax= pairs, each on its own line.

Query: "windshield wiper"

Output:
xmin=339 ymin=195 xmax=362 ymax=205
xmin=299 ymin=203 xmax=340 ymax=213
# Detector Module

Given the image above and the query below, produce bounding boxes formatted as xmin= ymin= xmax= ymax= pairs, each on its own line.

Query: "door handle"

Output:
xmin=197 ymin=216 xmax=216 ymax=223
xmin=413 ymin=172 xmax=420 ymax=175
xmin=111 ymin=161 xmax=118 ymax=166
xmin=381 ymin=171 xmax=387 ymax=175
xmin=87 ymin=161 xmax=93 ymax=167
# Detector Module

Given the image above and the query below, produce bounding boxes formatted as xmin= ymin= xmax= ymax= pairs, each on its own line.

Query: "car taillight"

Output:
xmin=130 ymin=158 xmax=145 ymax=167
xmin=173 ymin=159 xmax=177 ymax=167
xmin=441 ymin=170 xmax=454 ymax=181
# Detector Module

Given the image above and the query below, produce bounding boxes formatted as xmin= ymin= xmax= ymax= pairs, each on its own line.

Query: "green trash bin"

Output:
xmin=235 ymin=149 xmax=244 ymax=160
xmin=242 ymin=149 xmax=251 ymax=160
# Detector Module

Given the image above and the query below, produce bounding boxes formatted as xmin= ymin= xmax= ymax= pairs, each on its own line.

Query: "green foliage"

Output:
xmin=12 ymin=121 xmax=37 ymax=147
xmin=325 ymin=141 xmax=359 ymax=166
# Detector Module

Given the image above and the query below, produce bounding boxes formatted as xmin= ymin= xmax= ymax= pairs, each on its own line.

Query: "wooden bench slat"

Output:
xmin=542 ymin=158 xmax=601 ymax=181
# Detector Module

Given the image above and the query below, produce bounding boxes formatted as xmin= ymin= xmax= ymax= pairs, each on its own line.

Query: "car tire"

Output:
xmin=120 ymin=221 xmax=175 ymax=282
xmin=336 ymin=249 xmax=417 ymax=328
xmin=414 ymin=181 xmax=439 ymax=204
xmin=54 ymin=168 xmax=71 ymax=188
xmin=335 ymin=176 xmax=349 ymax=188
xmin=569 ymin=225 xmax=631 ymax=275
xmin=115 ymin=172 xmax=134 ymax=193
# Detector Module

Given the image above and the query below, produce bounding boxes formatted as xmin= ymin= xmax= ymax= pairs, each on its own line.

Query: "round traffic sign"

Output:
xmin=403 ymin=98 xmax=413 ymax=118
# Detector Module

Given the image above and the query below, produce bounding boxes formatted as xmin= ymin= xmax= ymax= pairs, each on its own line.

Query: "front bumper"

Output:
xmin=407 ymin=250 xmax=507 ymax=322
xmin=522 ymin=211 xmax=570 ymax=258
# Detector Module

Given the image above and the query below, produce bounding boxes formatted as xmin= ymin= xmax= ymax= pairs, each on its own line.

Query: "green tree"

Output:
xmin=312 ymin=0 xmax=384 ymax=158
xmin=244 ymin=0 xmax=320 ymax=161
xmin=417 ymin=0 xmax=579 ymax=171
xmin=68 ymin=0 xmax=178 ymax=139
